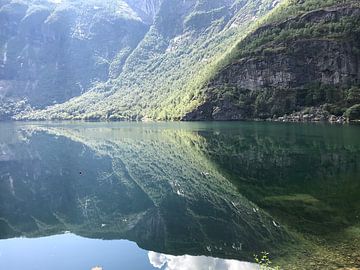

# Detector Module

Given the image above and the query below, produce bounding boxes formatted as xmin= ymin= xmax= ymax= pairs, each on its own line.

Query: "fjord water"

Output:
xmin=0 ymin=122 xmax=359 ymax=270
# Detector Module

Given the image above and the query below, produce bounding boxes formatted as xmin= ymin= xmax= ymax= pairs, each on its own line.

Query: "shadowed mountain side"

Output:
xmin=0 ymin=123 xmax=292 ymax=261
xmin=0 ymin=0 xmax=148 ymax=119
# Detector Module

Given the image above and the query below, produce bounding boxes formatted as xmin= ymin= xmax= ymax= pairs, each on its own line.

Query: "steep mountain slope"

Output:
xmin=0 ymin=0 xmax=148 ymax=119
xmin=184 ymin=0 xmax=360 ymax=121
xmin=15 ymin=0 xmax=282 ymax=120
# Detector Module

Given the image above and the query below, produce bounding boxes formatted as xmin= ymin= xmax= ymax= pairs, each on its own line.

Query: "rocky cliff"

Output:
xmin=125 ymin=0 xmax=161 ymax=24
xmin=184 ymin=2 xmax=360 ymax=121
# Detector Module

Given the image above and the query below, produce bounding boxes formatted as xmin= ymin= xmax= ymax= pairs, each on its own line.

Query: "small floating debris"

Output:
xmin=176 ymin=188 xmax=185 ymax=196
xmin=232 ymin=243 xmax=243 ymax=251
xmin=253 ymin=207 xmax=259 ymax=213
xmin=206 ymin=246 xmax=212 ymax=252
xmin=101 ymin=224 xmax=106 ymax=228
xmin=272 ymin=220 xmax=281 ymax=228
xmin=201 ymin=172 xmax=210 ymax=177
xmin=91 ymin=267 xmax=103 ymax=270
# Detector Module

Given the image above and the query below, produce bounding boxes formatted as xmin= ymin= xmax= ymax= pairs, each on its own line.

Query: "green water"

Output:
xmin=0 ymin=122 xmax=359 ymax=270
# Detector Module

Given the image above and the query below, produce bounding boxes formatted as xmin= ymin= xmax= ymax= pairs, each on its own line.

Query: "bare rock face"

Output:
xmin=214 ymin=39 xmax=359 ymax=92
xmin=124 ymin=0 xmax=162 ymax=24
xmin=184 ymin=4 xmax=360 ymax=121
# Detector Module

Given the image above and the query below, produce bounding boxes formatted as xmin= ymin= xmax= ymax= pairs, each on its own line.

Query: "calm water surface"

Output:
xmin=0 ymin=122 xmax=359 ymax=269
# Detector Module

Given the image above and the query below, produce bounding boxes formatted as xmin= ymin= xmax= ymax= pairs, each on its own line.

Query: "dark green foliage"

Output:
xmin=296 ymin=84 xmax=342 ymax=107
xmin=345 ymin=86 xmax=360 ymax=105
xmin=345 ymin=104 xmax=360 ymax=120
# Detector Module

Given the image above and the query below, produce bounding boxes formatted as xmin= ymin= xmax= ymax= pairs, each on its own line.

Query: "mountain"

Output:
xmin=1 ymin=0 xmax=359 ymax=121
xmin=2 ymin=0 xmax=282 ymax=120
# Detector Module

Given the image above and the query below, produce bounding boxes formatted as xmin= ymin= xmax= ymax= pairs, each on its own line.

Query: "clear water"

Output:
xmin=0 ymin=122 xmax=359 ymax=269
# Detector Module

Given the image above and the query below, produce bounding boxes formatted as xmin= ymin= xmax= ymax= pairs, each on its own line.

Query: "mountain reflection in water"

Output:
xmin=0 ymin=122 xmax=359 ymax=269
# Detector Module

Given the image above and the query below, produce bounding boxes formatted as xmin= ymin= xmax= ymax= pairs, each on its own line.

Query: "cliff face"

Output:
xmin=184 ymin=3 xmax=360 ymax=121
xmin=124 ymin=0 xmax=161 ymax=24
xmin=0 ymin=0 xmax=148 ymax=119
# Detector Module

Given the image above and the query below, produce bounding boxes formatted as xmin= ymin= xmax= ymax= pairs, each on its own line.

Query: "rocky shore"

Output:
xmin=271 ymin=107 xmax=348 ymax=123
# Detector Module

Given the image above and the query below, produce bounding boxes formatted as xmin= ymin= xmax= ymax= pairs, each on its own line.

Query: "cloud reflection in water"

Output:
xmin=148 ymin=252 xmax=259 ymax=270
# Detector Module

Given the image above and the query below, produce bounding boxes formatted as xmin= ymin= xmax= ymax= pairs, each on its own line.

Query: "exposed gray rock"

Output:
xmin=124 ymin=0 xmax=162 ymax=24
